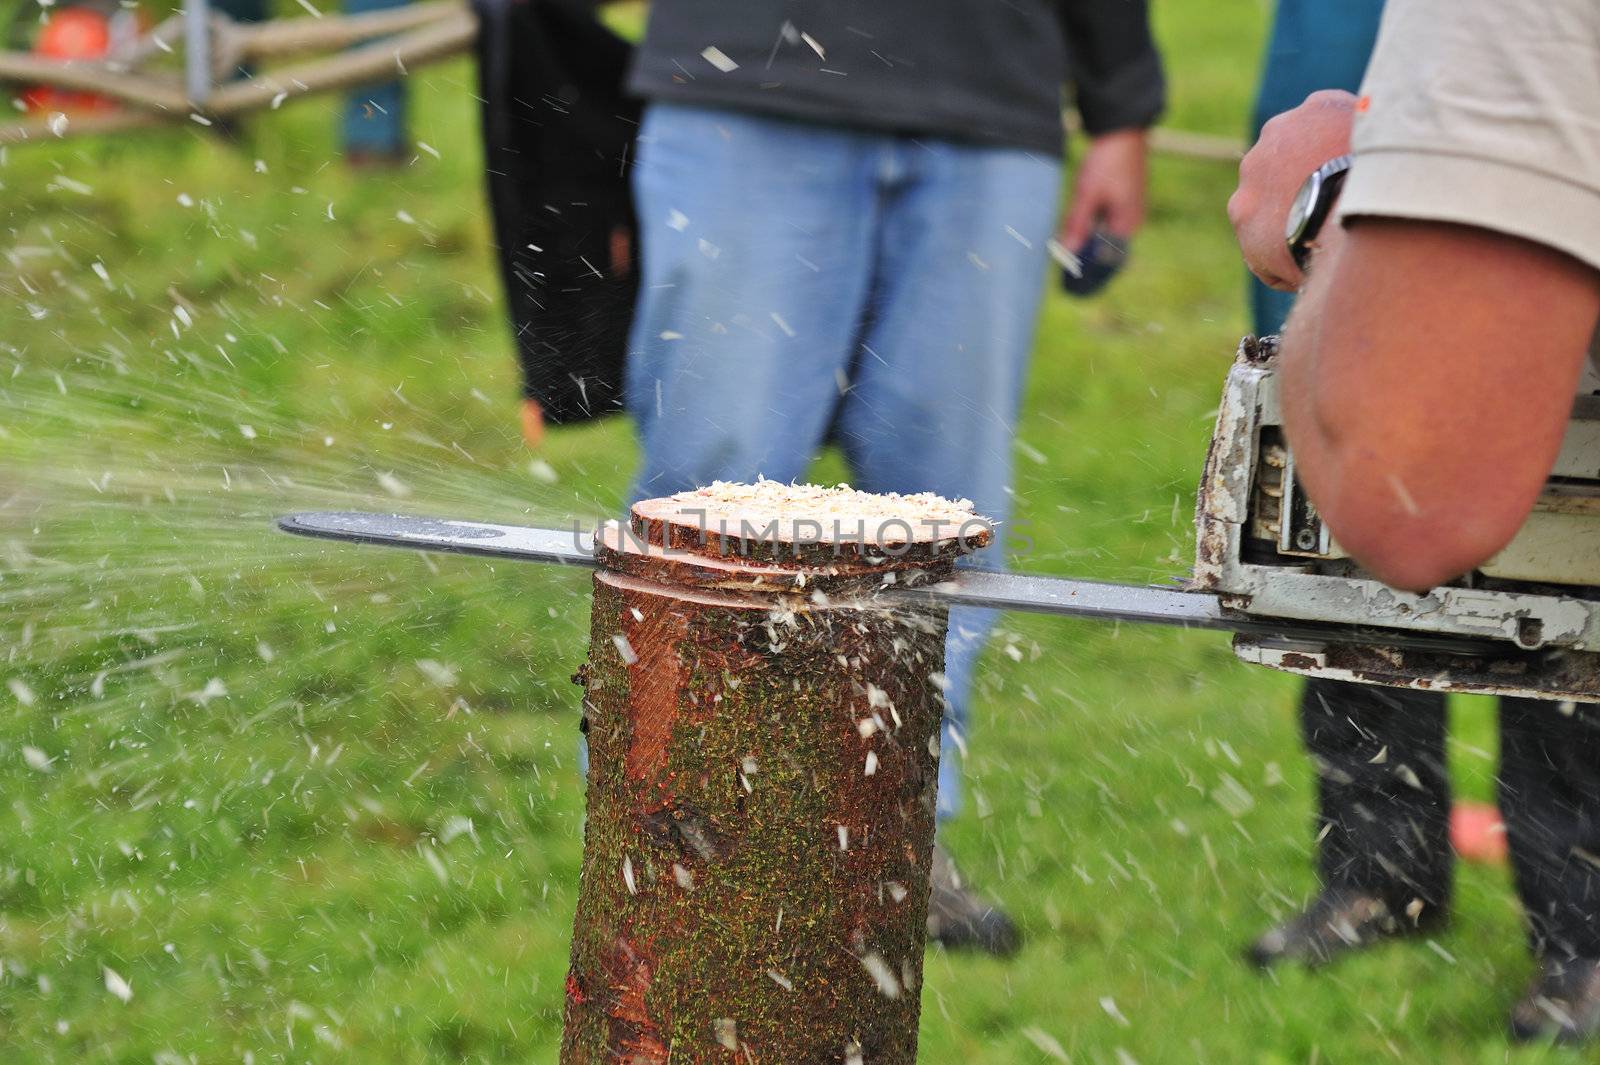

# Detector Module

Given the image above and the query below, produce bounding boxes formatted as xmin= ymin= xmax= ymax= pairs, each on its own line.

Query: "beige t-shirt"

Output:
xmin=1339 ymin=0 xmax=1600 ymax=276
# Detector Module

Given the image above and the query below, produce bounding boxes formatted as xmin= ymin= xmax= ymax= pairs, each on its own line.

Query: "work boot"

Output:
xmin=1246 ymin=887 xmax=1445 ymax=968
xmin=1509 ymin=957 xmax=1600 ymax=1045
xmin=925 ymin=843 xmax=1022 ymax=957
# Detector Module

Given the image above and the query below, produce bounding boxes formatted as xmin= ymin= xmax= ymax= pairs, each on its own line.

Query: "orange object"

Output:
xmin=1452 ymin=801 xmax=1509 ymax=866
xmin=520 ymin=397 xmax=546 ymax=449
xmin=22 ymin=8 xmax=114 ymax=114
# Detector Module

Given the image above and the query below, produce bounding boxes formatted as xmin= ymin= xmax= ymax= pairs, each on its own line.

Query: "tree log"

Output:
xmin=563 ymin=485 xmax=988 ymax=1064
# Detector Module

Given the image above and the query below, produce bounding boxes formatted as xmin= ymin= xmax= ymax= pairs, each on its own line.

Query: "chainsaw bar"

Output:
xmin=277 ymin=511 xmax=1506 ymax=658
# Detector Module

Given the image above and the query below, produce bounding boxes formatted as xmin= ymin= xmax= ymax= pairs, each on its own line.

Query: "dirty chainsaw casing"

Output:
xmin=1193 ymin=335 xmax=1600 ymax=701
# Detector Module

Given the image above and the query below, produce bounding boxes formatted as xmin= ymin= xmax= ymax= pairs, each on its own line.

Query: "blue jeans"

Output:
xmin=625 ymin=103 xmax=1062 ymax=817
xmin=1249 ymin=0 xmax=1385 ymax=334
xmin=341 ymin=0 xmax=409 ymax=156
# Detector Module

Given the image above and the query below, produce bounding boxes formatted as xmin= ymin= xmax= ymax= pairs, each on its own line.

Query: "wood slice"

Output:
xmin=630 ymin=479 xmax=993 ymax=568
xmin=593 ymin=521 xmax=954 ymax=600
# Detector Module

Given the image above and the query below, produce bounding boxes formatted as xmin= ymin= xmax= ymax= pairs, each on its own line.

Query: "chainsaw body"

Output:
xmin=1193 ymin=336 xmax=1600 ymax=702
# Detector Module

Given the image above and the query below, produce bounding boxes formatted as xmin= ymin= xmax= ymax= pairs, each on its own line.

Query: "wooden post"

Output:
xmin=562 ymin=483 xmax=990 ymax=1065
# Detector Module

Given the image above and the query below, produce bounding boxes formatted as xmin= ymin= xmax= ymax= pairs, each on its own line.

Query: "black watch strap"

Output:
xmin=1286 ymin=154 xmax=1353 ymax=270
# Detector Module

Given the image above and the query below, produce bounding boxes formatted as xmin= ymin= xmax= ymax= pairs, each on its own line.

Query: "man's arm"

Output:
xmin=1278 ymin=219 xmax=1598 ymax=592
xmin=1231 ymin=0 xmax=1600 ymax=593
xmin=1056 ymin=1 xmax=1165 ymax=248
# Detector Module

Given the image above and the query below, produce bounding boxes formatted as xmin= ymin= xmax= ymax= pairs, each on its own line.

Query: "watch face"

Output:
xmin=1285 ymin=171 xmax=1319 ymax=246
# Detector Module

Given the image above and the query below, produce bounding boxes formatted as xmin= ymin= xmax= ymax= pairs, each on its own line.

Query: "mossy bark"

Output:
xmin=560 ymin=554 xmax=949 ymax=1065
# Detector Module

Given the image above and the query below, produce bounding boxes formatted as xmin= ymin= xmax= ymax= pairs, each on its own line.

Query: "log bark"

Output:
xmin=563 ymin=490 xmax=982 ymax=1065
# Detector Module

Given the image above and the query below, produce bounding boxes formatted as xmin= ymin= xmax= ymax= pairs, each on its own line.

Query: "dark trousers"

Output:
xmin=1303 ymin=679 xmax=1600 ymax=958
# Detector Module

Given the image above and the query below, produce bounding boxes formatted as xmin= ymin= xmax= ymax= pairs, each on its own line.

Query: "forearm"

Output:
xmin=1277 ymin=219 xmax=1348 ymax=539
xmin=1273 ymin=225 xmax=1429 ymax=588
xmin=1278 ymin=220 xmax=1598 ymax=592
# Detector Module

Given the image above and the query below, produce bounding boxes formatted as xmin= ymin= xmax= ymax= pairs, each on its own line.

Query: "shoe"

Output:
xmin=925 ymin=843 xmax=1022 ymax=957
xmin=1246 ymin=887 xmax=1445 ymax=969
xmin=1509 ymin=957 xmax=1600 ymax=1044
xmin=1450 ymin=801 xmax=1509 ymax=866
xmin=345 ymin=147 xmax=410 ymax=170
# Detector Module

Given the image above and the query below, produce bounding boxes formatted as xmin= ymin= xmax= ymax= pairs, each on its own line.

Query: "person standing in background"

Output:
xmin=211 ymin=0 xmax=409 ymax=162
xmin=1232 ymin=0 xmax=1600 ymax=1042
xmin=1243 ymin=0 xmax=1520 ymax=974
xmin=621 ymin=1 xmax=1164 ymax=955
xmin=1246 ymin=0 xmax=1383 ymax=338
xmin=339 ymin=0 xmax=409 ymax=165
xmin=1238 ymin=0 xmax=1464 ymax=971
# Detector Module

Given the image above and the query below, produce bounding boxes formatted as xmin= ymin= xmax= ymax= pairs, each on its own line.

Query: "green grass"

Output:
xmin=0 ymin=2 xmax=1570 ymax=1061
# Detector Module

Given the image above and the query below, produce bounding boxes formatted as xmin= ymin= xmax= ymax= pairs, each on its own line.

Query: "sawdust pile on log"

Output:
xmin=630 ymin=478 xmax=993 ymax=564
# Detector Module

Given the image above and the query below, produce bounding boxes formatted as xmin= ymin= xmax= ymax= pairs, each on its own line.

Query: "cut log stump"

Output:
xmin=562 ymin=481 xmax=991 ymax=1065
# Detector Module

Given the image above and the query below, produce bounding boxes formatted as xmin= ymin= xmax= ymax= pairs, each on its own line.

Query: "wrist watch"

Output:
xmin=1284 ymin=154 xmax=1353 ymax=270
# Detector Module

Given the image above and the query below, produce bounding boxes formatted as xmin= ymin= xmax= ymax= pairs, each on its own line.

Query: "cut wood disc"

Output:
xmin=629 ymin=479 xmax=993 ymax=568
xmin=594 ymin=520 xmax=952 ymax=599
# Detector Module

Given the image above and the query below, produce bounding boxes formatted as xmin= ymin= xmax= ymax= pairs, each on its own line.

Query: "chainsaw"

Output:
xmin=279 ymin=336 xmax=1600 ymax=703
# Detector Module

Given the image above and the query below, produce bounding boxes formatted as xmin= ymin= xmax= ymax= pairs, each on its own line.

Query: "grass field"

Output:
xmin=0 ymin=2 xmax=1584 ymax=1062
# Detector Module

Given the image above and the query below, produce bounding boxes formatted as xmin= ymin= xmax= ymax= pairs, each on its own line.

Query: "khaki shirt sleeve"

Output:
xmin=1337 ymin=0 xmax=1600 ymax=274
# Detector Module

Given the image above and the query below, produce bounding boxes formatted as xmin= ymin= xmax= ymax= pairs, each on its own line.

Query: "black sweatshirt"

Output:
xmin=626 ymin=1 xmax=1166 ymax=156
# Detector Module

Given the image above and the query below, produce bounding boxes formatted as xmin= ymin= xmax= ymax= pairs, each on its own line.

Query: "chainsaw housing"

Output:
xmin=1193 ymin=336 xmax=1600 ymax=702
